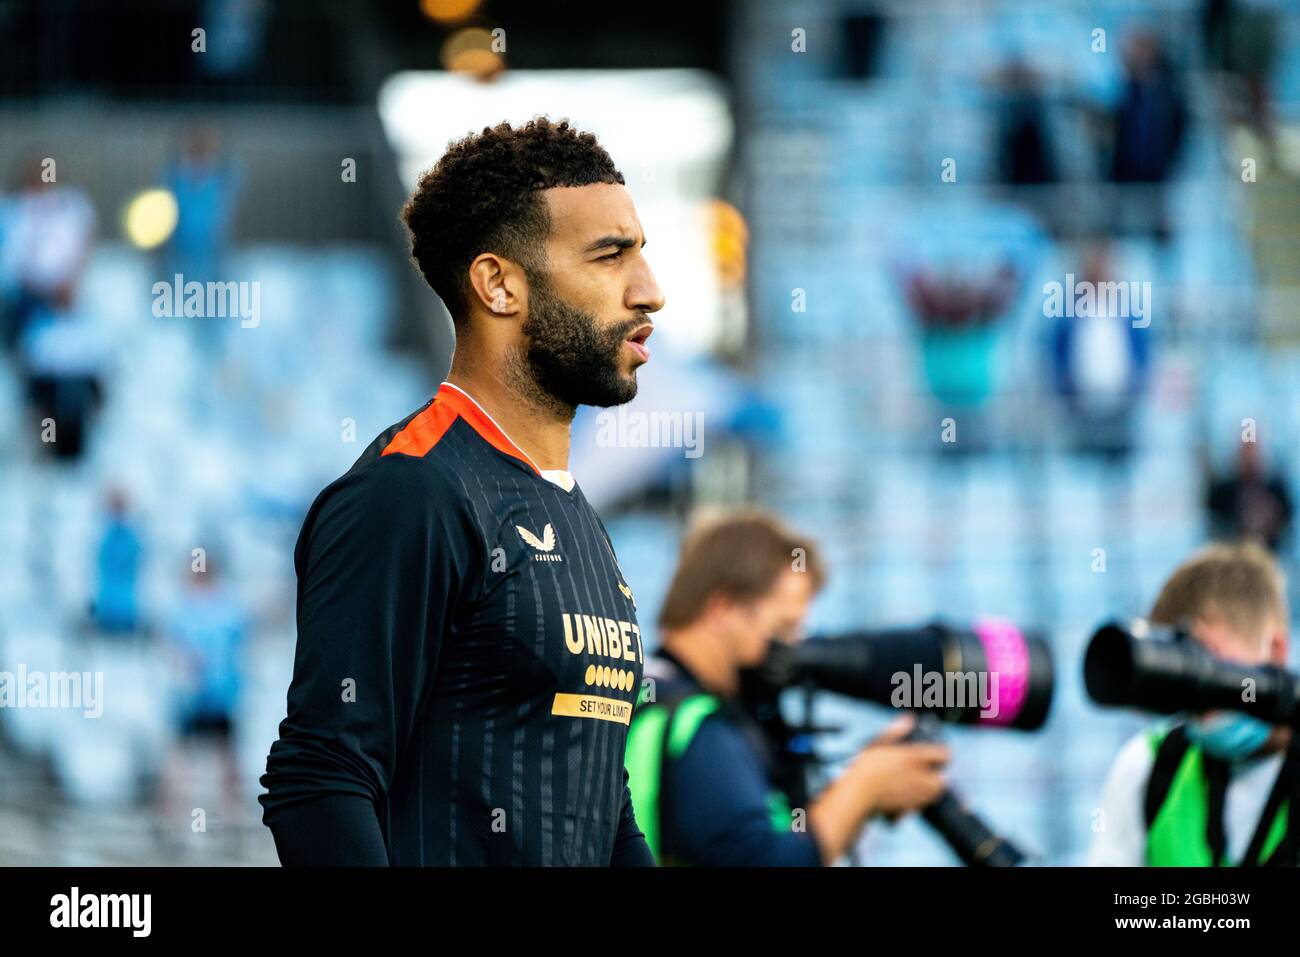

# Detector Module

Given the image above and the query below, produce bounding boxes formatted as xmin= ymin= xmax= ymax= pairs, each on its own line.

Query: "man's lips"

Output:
xmin=625 ymin=322 xmax=653 ymax=361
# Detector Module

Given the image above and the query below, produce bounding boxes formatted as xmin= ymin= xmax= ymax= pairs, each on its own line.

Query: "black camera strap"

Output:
xmin=1242 ymin=739 xmax=1300 ymax=867
xmin=1144 ymin=724 xmax=1191 ymax=829
xmin=1202 ymin=753 xmax=1231 ymax=866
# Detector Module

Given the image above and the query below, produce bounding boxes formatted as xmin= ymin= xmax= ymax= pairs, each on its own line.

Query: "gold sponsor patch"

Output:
xmin=551 ymin=692 xmax=633 ymax=725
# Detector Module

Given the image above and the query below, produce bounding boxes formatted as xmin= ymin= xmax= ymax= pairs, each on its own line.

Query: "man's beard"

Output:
xmin=513 ymin=270 xmax=641 ymax=414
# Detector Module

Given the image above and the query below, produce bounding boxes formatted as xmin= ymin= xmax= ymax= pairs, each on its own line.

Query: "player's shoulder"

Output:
xmin=362 ymin=392 xmax=465 ymax=462
xmin=294 ymin=450 xmax=475 ymax=569
xmin=340 ymin=447 xmax=466 ymax=504
xmin=306 ymin=410 xmax=475 ymax=527
xmin=341 ymin=396 xmax=481 ymax=493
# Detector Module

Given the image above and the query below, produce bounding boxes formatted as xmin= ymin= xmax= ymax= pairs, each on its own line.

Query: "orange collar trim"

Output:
xmin=436 ymin=382 xmax=543 ymax=476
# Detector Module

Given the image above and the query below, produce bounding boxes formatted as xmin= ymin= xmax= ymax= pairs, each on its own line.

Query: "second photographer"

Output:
xmin=625 ymin=510 xmax=950 ymax=866
xmin=1088 ymin=543 xmax=1298 ymax=866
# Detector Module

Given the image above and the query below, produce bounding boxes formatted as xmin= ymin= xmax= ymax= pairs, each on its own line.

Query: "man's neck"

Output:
xmin=660 ymin=628 xmax=739 ymax=698
xmin=446 ymin=357 xmax=573 ymax=472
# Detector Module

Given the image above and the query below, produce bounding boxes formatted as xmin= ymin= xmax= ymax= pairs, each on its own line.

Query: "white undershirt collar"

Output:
xmin=441 ymin=380 xmax=575 ymax=491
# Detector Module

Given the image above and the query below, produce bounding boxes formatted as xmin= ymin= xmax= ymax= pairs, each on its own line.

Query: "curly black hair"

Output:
xmin=401 ymin=116 xmax=625 ymax=324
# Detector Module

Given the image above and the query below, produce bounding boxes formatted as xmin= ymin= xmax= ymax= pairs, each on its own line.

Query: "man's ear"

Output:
xmin=702 ymin=593 xmax=754 ymax=642
xmin=467 ymin=252 xmax=521 ymax=317
xmin=1267 ymin=622 xmax=1289 ymax=667
xmin=699 ymin=592 xmax=733 ymax=627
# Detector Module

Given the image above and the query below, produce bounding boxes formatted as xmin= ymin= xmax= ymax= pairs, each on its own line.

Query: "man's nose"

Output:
xmin=628 ymin=262 xmax=665 ymax=315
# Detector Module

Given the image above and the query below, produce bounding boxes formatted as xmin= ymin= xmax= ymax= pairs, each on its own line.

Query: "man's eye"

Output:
xmin=599 ymin=250 xmax=622 ymax=261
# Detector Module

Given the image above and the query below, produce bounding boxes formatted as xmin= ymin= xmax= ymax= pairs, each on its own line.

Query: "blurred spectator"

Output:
xmin=901 ymin=260 xmax=1019 ymax=413
xmin=1048 ymin=244 xmax=1151 ymax=460
xmin=89 ymin=488 xmax=145 ymax=638
xmin=1206 ymin=440 xmax=1294 ymax=553
xmin=991 ymin=57 xmax=1057 ymax=187
xmin=18 ymin=286 xmax=107 ymax=462
xmin=1105 ymin=30 xmax=1188 ymax=243
xmin=198 ymin=0 xmax=269 ymax=80
xmin=161 ymin=125 xmax=242 ymax=358
xmin=838 ymin=12 xmax=886 ymax=80
xmin=159 ymin=557 xmax=248 ymax=834
xmin=162 ymin=125 xmax=241 ymax=285
xmin=0 ymin=154 xmax=96 ymax=350
xmin=1202 ymin=0 xmax=1279 ymax=143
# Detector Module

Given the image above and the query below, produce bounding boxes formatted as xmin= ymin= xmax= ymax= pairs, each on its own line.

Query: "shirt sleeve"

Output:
xmin=265 ymin=793 xmax=390 ymax=867
xmin=665 ymin=715 xmax=822 ymax=867
xmin=609 ymin=767 xmax=655 ymax=866
xmin=258 ymin=455 xmax=471 ymax=864
xmin=1086 ymin=732 xmax=1153 ymax=867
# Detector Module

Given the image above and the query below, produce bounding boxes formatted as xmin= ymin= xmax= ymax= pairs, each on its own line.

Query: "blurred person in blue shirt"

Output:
xmin=158 ymin=553 xmax=248 ymax=839
xmin=90 ymin=487 xmax=144 ymax=638
xmin=160 ymin=126 xmax=242 ymax=362
xmin=162 ymin=125 xmax=241 ymax=286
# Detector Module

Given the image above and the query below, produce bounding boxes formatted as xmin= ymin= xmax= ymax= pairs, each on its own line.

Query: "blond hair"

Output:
xmin=1150 ymin=542 xmax=1288 ymax=644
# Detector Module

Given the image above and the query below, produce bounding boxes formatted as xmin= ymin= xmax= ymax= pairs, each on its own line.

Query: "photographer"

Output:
xmin=1088 ymin=542 xmax=1297 ymax=866
xmin=625 ymin=510 xmax=950 ymax=866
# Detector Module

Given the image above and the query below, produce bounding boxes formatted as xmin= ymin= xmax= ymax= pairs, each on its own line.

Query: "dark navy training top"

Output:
xmin=259 ymin=382 xmax=651 ymax=866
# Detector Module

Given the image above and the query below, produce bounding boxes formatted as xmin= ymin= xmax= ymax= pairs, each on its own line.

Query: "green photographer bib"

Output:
xmin=625 ymin=690 xmax=792 ymax=864
xmin=1143 ymin=724 xmax=1298 ymax=866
